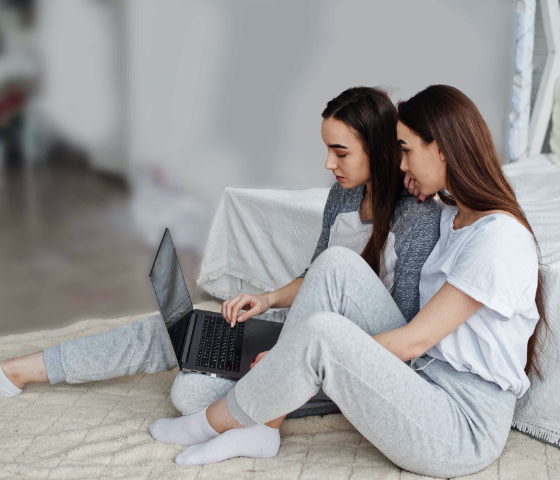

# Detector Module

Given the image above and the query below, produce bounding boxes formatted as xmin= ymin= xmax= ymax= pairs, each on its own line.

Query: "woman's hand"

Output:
xmin=404 ymin=172 xmax=432 ymax=203
xmin=250 ymin=350 xmax=269 ymax=368
xmin=222 ymin=293 xmax=272 ymax=328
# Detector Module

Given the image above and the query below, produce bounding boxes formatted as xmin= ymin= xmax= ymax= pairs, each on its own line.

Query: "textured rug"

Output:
xmin=1 ymin=302 xmax=558 ymax=480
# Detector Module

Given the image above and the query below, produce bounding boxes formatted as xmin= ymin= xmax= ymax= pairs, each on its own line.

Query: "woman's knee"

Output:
xmin=289 ymin=312 xmax=343 ymax=343
xmin=170 ymin=372 xmax=236 ymax=415
xmin=128 ymin=314 xmax=177 ymax=371
xmin=129 ymin=314 xmax=166 ymax=346
xmin=312 ymin=247 xmax=377 ymax=283
xmin=314 ymin=246 xmax=363 ymax=270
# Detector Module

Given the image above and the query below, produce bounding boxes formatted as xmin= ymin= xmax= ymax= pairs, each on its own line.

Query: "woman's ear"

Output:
xmin=436 ymin=143 xmax=445 ymax=162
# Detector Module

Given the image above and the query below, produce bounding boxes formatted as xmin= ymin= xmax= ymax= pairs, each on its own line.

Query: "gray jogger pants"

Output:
xmin=43 ymin=309 xmax=336 ymax=417
xmin=223 ymin=246 xmax=516 ymax=478
xmin=43 ymin=311 xmax=243 ymax=416
xmin=42 ymin=282 xmax=327 ymax=416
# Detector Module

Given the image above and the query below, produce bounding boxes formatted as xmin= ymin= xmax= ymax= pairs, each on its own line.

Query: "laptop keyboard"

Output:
xmin=196 ymin=315 xmax=245 ymax=372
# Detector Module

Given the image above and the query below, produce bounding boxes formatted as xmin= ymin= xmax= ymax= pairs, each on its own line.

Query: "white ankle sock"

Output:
xmin=175 ymin=425 xmax=280 ymax=465
xmin=149 ymin=407 xmax=219 ymax=446
xmin=0 ymin=364 xmax=23 ymax=398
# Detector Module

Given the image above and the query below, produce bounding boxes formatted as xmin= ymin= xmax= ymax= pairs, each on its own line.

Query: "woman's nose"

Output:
xmin=400 ymin=155 xmax=408 ymax=172
xmin=325 ymin=154 xmax=336 ymax=170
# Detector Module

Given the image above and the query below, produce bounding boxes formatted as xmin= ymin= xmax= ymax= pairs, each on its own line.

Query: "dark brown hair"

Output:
xmin=322 ymin=87 xmax=403 ymax=276
xmin=398 ymin=84 xmax=548 ymax=378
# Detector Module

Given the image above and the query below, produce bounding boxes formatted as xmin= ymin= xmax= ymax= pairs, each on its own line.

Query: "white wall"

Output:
xmin=36 ymin=0 xmax=124 ymax=174
xmin=128 ymin=0 xmax=517 ymax=199
xmin=34 ymin=0 xmax=519 ymax=250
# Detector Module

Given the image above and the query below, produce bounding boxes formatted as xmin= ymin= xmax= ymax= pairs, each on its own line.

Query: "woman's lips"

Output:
xmin=335 ymin=176 xmax=344 ymax=181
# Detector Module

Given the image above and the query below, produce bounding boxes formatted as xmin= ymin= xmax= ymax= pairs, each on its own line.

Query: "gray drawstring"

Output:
xmin=410 ymin=356 xmax=436 ymax=371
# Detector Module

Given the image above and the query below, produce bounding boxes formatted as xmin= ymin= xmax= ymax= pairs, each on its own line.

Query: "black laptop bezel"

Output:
xmin=149 ymin=228 xmax=194 ymax=367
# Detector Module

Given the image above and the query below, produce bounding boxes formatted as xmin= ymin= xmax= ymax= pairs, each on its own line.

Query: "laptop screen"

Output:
xmin=149 ymin=229 xmax=193 ymax=328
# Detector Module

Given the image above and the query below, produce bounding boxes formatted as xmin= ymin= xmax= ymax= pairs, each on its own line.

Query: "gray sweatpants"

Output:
xmin=43 ymin=309 xmax=334 ymax=418
xmin=43 ymin=246 xmax=515 ymax=477
xmin=224 ymin=247 xmax=516 ymax=478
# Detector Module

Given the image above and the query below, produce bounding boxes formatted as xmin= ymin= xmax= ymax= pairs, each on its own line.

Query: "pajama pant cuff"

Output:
xmin=43 ymin=346 xmax=65 ymax=384
xmin=226 ymin=387 xmax=258 ymax=427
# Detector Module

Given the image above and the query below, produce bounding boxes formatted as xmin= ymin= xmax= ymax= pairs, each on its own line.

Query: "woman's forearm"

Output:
xmin=372 ymin=282 xmax=482 ymax=362
xmin=372 ymin=327 xmax=424 ymax=362
xmin=265 ymin=277 xmax=303 ymax=309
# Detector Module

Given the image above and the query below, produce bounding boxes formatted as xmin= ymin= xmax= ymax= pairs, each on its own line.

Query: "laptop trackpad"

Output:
xmin=247 ymin=337 xmax=261 ymax=360
xmin=247 ymin=332 xmax=279 ymax=359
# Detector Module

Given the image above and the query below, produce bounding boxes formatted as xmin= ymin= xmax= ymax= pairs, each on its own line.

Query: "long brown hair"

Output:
xmin=398 ymin=84 xmax=548 ymax=378
xmin=322 ymin=87 xmax=403 ymax=275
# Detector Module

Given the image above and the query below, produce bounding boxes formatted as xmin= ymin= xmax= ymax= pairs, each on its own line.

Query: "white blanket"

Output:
xmin=503 ymin=154 xmax=560 ymax=267
xmin=503 ymin=154 xmax=560 ymax=447
xmin=197 ymin=186 xmax=329 ymax=299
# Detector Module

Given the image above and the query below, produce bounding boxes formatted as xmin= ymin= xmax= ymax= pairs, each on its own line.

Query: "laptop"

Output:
xmin=149 ymin=228 xmax=283 ymax=380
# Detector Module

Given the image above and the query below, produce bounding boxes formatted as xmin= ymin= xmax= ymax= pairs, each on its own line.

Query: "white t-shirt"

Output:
xmin=420 ymin=204 xmax=539 ymax=398
xmin=328 ymin=211 xmax=398 ymax=292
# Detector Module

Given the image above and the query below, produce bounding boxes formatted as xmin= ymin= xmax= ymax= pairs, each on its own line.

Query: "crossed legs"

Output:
xmin=170 ymin=308 xmax=514 ymax=476
xmin=149 ymin=246 xmax=411 ymax=465
xmin=151 ymin=248 xmax=514 ymax=476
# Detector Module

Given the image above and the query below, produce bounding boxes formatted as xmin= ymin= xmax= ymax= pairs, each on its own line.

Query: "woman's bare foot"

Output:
xmin=0 ymin=361 xmax=23 ymax=397
xmin=0 ymin=352 xmax=49 ymax=395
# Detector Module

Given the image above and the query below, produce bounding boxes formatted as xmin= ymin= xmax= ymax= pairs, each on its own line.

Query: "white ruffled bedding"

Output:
xmin=197 ymin=186 xmax=329 ymax=300
xmin=504 ymin=154 xmax=560 ymax=447
xmin=504 ymin=154 xmax=560 ymax=267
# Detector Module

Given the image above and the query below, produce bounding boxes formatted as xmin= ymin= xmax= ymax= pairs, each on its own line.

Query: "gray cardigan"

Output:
xmin=299 ymin=182 xmax=440 ymax=322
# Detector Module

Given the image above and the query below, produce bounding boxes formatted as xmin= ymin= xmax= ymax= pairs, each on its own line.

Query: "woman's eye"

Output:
xmin=336 ymin=153 xmax=347 ymax=158
xmin=401 ymin=149 xmax=409 ymax=155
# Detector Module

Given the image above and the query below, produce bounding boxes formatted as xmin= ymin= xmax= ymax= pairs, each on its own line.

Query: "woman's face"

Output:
xmin=321 ymin=117 xmax=370 ymax=189
xmin=397 ymin=121 xmax=447 ymax=196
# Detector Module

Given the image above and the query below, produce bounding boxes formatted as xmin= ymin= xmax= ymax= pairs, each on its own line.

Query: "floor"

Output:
xmin=0 ymin=159 xmax=208 ymax=336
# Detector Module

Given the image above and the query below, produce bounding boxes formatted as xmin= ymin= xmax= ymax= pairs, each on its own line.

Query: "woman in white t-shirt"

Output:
xmin=146 ymin=85 xmax=547 ymax=478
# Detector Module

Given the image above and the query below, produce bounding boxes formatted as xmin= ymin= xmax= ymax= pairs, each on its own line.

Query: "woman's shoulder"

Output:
xmin=456 ymin=209 xmax=533 ymax=240
xmin=394 ymin=192 xmax=441 ymax=225
xmin=449 ymin=211 xmax=538 ymax=266
xmin=391 ymin=193 xmax=440 ymax=245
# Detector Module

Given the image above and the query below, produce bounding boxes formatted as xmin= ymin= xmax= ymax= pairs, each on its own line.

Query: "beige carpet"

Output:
xmin=1 ymin=302 xmax=558 ymax=480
